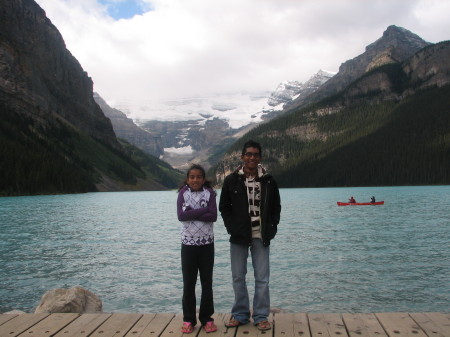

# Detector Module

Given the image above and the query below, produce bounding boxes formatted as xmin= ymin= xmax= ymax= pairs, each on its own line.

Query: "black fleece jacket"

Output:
xmin=219 ymin=170 xmax=281 ymax=247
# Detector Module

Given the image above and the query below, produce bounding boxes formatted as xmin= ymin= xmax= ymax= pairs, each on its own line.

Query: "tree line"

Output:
xmin=0 ymin=103 xmax=183 ymax=196
xmin=214 ymin=84 xmax=450 ymax=187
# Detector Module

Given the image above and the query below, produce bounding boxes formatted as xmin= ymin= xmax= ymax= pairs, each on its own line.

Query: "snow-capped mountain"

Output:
xmin=113 ymin=92 xmax=270 ymax=130
xmin=267 ymin=80 xmax=303 ymax=107
xmin=264 ymin=69 xmax=335 ymax=114
xmin=277 ymin=70 xmax=335 ymax=104
xmin=107 ymin=70 xmax=334 ymax=169
xmin=303 ymin=69 xmax=336 ymax=91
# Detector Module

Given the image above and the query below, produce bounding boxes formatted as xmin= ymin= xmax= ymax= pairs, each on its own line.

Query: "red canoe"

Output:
xmin=337 ymin=201 xmax=384 ymax=206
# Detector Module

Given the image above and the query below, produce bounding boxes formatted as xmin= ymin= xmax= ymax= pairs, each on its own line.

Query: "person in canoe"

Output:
xmin=371 ymin=196 xmax=376 ymax=203
xmin=349 ymin=196 xmax=356 ymax=203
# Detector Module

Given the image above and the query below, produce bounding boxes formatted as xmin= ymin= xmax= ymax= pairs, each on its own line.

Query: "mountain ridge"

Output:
xmin=125 ymin=69 xmax=334 ymax=170
xmin=0 ymin=0 xmax=119 ymax=148
xmin=3 ymin=1 xmax=448 ymax=194
xmin=213 ymin=35 xmax=450 ymax=186
xmin=285 ymin=25 xmax=432 ymax=113
xmin=0 ymin=0 xmax=183 ymax=195
xmin=94 ymin=93 xmax=164 ymax=157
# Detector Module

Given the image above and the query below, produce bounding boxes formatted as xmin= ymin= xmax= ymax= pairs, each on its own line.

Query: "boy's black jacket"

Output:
xmin=219 ymin=171 xmax=281 ymax=247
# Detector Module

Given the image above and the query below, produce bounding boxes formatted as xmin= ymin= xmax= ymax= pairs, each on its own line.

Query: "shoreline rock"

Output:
xmin=34 ymin=286 xmax=102 ymax=314
xmin=3 ymin=310 xmax=26 ymax=315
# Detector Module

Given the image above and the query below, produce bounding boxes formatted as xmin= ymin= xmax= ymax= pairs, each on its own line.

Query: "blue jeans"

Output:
xmin=230 ymin=239 xmax=270 ymax=324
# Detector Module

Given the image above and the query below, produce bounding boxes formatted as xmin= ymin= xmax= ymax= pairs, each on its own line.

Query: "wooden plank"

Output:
xmin=198 ymin=313 xmax=231 ymax=337
xmin=274 ymin=312 xmax=310 ymax=337
xmin=214 ymin=313 xmax=237 ymax=337
xmin=234 ymin=318 xmax=259 ymax=337
xmin=160 ymin=313 xmax=186 ymax=337
xmin=159 ymin=312 xmax=236 ymax=337
xmin=124 ymin=313 xmax=175 ymax=337
xmin=17 ymin=313 xmax=79 ymax=337
xmin=375 ymin=313 xmax=428 ymax=337
xmin=235 ymin=313 xmax=274 ymax=337
xmin=89 ymin=313 xmax=143 ymax=337
xmin=308 ymin=313 xmax=349 ymax=337
xmin=342 ymin=313 xmax=389 ymax=337
xmin=0 ymin=314 xmax=18 ymax=326
xmin=1 ymin=312 xmax=449 ymax=337
xmin=123 ymin=313 xmax=156 ymax=337
xmin=0 ymin=313 xmax=49 ymax=337
xmin=53 ymin=313 xmax=112 ymax=337
xmin=410 ymin=313 xmax=450 ymax=337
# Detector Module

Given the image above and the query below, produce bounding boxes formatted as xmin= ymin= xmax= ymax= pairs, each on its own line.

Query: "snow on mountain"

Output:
xmin=305 ymin=69 xmax=336 ymax=88
xmin=263 ymin=70 xmax=336 ymax=114
xmin=267 ymin=80 xmax=303 ymax=106
xmin=112 ymin=92 xmax=271 ymax=130
xmin=106 ymin=70 xmax=335 ymax=169
xmin=110 ymin=70 xmax=335 ymax=131
xmin=165 ymin=145 xmax=194 ymax=155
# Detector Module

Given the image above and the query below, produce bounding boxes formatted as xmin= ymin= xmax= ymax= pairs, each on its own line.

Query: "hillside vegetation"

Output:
xmin=0 ymin=0 xmax=184 ymax=196
xmin=0 ymin=104 xmax=183 ymax=196
xmin=220 ymin=84 xmax=450 ymax=187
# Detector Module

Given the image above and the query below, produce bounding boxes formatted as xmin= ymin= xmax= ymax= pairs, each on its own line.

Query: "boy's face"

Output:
xmin=241 ymin=146 xmax=261 ymax=171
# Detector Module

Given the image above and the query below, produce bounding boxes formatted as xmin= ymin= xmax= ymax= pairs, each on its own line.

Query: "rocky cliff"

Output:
xmin=267 ymin=80 xmax=304 ymax=107
xmin=140 ymin=116 xmax=235 ymax=170
xmin=0 ymin=0 xmax=181 ymax=195
xmin=136 ymin=70 xmax=333 ymax=170
xmin=213 ymin=31 xmax=450 ymax=186
xmin=286 ymin=25 xmax=432 ymax=112
xmin=337 ymin=40 xmax=450 ymax=104
xmin=402 ymin=41 xmax=450 ymax=91
xmin=94 ymin=93 xmax=164 ymax=157
xmin=265 ymin=70 xmax=335 ymax=117
xmin=0 ymin=0 xmax=118 ymax=148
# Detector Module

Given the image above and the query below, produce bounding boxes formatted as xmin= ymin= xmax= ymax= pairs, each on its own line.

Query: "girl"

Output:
xmin=177 ymin=164 xmax=218 ymax=333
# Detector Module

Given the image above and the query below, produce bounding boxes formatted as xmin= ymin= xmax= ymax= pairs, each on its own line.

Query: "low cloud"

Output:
xmin=36 ymin=0 xmax=450 ymax=110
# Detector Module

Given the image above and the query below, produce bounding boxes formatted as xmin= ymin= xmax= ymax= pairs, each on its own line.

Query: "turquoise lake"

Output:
xmin=1 ymin=186 xmax=449 ymax=314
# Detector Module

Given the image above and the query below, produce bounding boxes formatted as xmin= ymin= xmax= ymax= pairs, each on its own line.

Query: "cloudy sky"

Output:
xmin=35 ymin=0 xmax=450 ymax=108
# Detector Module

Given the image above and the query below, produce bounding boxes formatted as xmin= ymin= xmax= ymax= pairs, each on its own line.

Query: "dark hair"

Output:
xmin=241 ymin=140 xmax=262 ymax=156
xmin=178 ymin=164 xmax=213 ymax=191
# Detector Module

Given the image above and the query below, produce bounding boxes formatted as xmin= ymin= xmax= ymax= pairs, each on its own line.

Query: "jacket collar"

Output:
xmin=235 ymin=164 xmax=267 ymax=179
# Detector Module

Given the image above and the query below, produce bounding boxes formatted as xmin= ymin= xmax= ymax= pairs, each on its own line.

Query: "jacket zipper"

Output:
xmin=261 ymin=179 xmax=270 ymax=244
xmin=239 ymin=176 xmax=253 ymax=246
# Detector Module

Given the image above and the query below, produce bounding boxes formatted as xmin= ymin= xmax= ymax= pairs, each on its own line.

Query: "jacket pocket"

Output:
xmin=266 ymin=223 xmax=277 ymax=240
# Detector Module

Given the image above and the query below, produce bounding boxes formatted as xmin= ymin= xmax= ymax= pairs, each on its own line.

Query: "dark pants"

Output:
xmin=181 ymin=243 xmax=215 ymax=326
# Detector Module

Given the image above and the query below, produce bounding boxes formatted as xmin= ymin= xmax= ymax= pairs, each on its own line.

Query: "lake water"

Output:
xmin=1 ymin=186 xmax=449 ymax=314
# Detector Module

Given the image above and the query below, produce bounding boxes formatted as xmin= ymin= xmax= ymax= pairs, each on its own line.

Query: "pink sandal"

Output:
xmin=203 ymin=321 xmax=218 ymax=333
xmin=181 ymin=322 xmax=194 ymax=334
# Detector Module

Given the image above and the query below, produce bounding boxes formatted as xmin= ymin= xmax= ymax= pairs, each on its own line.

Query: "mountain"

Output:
xmin=115 ymin=70 xmax=333 ymax=170
xmin=1 ymin=0 xmax=118 ymax=148
xmin=94 ymin=93 xmax=164 ymax=157
xmin=264 ymin=70 xmax=335 ymax=118
xmin=267 ymin=80 xmax=304 ymax=107
xmin=213 ymin=30 xmax=450 ymax=187
xmin=285 ymin=25 xmax=431 ymax=112
xmin=0 ymin=0 xmax=182 ymax=195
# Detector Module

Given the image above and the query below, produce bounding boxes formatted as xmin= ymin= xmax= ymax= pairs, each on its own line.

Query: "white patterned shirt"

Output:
xmin=177 ymin=186 xmax=217 ymax=246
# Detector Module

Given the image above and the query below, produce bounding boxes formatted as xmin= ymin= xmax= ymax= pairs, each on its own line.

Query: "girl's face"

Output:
xmin=187 ymin=169 xmax=205 ymax=191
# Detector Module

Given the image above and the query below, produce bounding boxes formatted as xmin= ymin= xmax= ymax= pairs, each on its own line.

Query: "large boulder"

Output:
xmin=34 ymin=287 xmax=102 ymax=313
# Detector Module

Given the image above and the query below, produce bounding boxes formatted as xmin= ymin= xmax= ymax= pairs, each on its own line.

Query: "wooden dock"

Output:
xmin=0 ymin=312 xmax=449 ymax=337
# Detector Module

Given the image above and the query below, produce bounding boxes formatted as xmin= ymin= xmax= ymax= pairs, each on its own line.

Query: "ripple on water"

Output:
xmin=0 ymin=186 xmax=449 ymax=313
